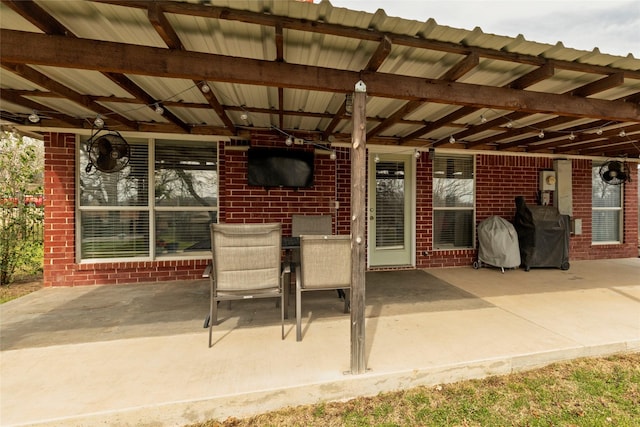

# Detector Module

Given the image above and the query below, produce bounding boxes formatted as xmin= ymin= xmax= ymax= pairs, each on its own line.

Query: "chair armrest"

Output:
xmin=202 ymin=262 xmax=212 ymax=278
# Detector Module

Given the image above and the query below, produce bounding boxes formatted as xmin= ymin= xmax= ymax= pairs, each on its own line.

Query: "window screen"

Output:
xmin=592 ymin=163 xmax=622 ymax=243
xmin=433 ymin=155 xmax=474 ymax=249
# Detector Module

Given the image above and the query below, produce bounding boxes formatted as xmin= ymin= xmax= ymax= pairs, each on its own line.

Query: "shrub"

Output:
xmin=0 ymin=132 xmax=44 ymax=285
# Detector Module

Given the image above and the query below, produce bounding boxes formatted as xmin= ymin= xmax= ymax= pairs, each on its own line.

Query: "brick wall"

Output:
xmin=570 ymin=158 xmax=638 ymax=260
xmin=43 ymin=133 xmax=207 ymax=287
xmin=220 ymin=135 xmax=338 ymax=234
xmin=412 ymin=154 xmax=638 ymax=269
xmin=42 ymin=131 xmax=638 ymax=287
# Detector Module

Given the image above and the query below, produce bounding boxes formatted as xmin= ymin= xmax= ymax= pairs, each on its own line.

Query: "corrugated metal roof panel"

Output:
xmin=1 ymin=0 xmax=637 ymax=157
xmin=31 ymin=66 xmax=132 ymax=98
xmin=38 ymin=1 xmax=167 ymax=47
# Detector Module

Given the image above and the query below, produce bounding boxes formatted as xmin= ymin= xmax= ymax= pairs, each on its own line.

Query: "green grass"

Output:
xmin=187 ymin=353 xmax=640 ymax=427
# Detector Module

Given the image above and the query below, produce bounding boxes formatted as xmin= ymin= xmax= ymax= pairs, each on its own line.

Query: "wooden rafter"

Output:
xmin=2 ymin=30 xmax=636 ymax=122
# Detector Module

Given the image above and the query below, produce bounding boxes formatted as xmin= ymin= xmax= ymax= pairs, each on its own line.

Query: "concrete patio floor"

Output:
xmin=1 ymin=258 xmax=639 ymax=426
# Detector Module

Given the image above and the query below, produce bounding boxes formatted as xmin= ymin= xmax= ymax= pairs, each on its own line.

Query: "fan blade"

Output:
xmin=97 ymin=137 xmax=113 ymax=155
xmin=96 ymin=153 xmax=117 ymax=171
xmin=608 ymin=161 xmax=622 ymax=172
xmin=115 ymin=143 xmax=130 ymax=159
xmin=603 ymin=170 xmax=614 ymax=181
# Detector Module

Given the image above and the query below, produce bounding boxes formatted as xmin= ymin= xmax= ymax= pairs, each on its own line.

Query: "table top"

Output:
xmin=281 ymin=236 xmax=300 ymax=249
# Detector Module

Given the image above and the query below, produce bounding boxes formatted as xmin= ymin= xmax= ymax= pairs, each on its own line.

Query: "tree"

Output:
xmin=0 ymin=130 xmax=44 ymax=285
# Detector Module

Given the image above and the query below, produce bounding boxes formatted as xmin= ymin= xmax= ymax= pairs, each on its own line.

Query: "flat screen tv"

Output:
xmin=247 ymin=147 xmax=314 ymax=188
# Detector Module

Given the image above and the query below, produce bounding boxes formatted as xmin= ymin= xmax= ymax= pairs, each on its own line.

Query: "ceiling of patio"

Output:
xmin=1 ymin=0 xmax=639 ymax=158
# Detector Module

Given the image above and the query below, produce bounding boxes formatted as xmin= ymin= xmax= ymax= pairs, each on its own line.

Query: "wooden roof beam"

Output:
xmin=436 ymin=64 xmax=557 ymax=147
xmin=571 ymin=73 xmax=625 ymax=97
xmin=94 ymin=0 xmax=640 ymax=79
xmin=147 ymin=2 xmax=184 ymax=50
xmin=0 ymin=88 xmax=86 ymax=127
xmin=2 ymin=63 xmax=137 ymax=130
xmin=1 ymin=0 xmax=73 ymax=36
xmin=103 ymin=72 xmax=192 ymax=133
xmin=2 ymin=30 xmax=638 ymax=123
xmin=440 ymin=53 xmax=479 ymax=82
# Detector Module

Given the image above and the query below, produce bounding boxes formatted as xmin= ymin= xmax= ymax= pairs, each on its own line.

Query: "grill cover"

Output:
xmin=477 ymin=216 xmax=521 ymax=268
xmin=514 ymin=196 xmax=570 ymax=270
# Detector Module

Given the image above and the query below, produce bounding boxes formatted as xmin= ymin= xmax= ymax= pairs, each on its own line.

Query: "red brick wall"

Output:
xmin=569 ymin=158 xmax=638 ymax=260
xmin=43 ymin=131 xmax=638 ymax=286
xmin=412 ymin=154 xmax=638 ymax=269
xmin=413 ymin=153 xmax=542 ymax=268
xmin=43 ymin=133 xmax=207 ymax=287
xmin=43 ymin=133 xmax=76 ymax=286
xmin=220 ymin=135 xmax=338 ymax=234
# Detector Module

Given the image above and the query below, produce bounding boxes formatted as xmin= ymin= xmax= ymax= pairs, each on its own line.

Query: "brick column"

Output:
xmin=43 ymin=133 xmax=76 ymax=287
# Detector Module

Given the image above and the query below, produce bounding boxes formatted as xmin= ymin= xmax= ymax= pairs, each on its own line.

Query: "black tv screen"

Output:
xmin=247 ymin=147 xmax=314 ymax=188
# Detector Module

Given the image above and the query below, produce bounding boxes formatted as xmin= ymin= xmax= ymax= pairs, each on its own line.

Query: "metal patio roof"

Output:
xmin=1 ymin=0 xmax=639 ymax=158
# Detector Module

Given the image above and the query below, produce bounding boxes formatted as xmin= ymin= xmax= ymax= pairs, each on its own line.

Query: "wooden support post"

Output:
xmin=350 ymin=80 xmax=367 ymax=374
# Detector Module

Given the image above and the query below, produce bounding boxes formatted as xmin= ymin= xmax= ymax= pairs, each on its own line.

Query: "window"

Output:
xmin=154 ymin=140 xmax=217 ymax=256
xmin=592 ymin=162 xmax=622 ymax=243
xmin=432 ymin=155 xmax=474 ymax=249
xmin=78 ymin=137 xmax=217 ymax=261
xmin=375 ymin=160 xmax=405 ymax=248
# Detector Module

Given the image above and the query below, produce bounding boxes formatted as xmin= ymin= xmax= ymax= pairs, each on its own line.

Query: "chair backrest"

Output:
xmin=291 ymin=215 xmax=332 ymax=236
xmin=211 ymin=223 xmax=282 ymax=291
xmin=299 ymin=235 xmax=351 ymax=289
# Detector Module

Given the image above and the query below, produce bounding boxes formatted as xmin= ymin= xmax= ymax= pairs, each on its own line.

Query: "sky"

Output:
xmin=332 ymin=0 xmax=640 ymax=57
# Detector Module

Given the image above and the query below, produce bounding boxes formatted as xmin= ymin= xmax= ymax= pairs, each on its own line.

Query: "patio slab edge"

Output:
xmin=13 ymin=342 xmax=639 ymax=427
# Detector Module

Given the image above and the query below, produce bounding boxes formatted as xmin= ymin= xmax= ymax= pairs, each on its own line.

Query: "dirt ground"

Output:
xmin=0 ymin=275 xmax=43 ymax=303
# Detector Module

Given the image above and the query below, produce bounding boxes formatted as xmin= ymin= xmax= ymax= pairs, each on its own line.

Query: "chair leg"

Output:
xmin=281 ymin=269 xmax=289 ymax=319
xmin=344 ymin=290 xmax=350 ymax=313
xmin=281 ymin=293 xmax=285 ymax=340
xmin=209 ymin=278 xmax=214 ymax=347
xmin=209 ymin=280 xmax=219 ymax=348
xmin=203 ymin=314 xmax=210 ymax=329
xmin=296 ymin=266 xmax=303 ymax=342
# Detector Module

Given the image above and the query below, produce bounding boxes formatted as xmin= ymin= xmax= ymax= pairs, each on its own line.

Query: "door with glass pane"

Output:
xmin=368 ymin=153 xmax=414 ymax=266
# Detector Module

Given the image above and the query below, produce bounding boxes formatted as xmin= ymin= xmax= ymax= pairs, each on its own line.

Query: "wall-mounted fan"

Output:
xmin=598 ymin=160 xmax=631 ymax=186
xmin=85 ymin=129 xmax=130 ymax=173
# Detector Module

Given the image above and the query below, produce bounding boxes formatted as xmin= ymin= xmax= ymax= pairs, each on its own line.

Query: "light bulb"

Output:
xmin=285 ymin=136 xmax=293 ymax=146
xmin=506 ymin=121 xmax=513 ymax=129
xmin=374 ymin=154 xmax=380 ymax=163
xmin=201 ymin=82 xmax=210 ymax=93
xmin=330 ymin=150 xmax=337 ymax=161
xmin=240 ymin=113 xmax=248 ymax=121
xmin=414 ymin=150 xmax=421 ymax=159
xmin=538 ymin=130 xmax=545 ymax=139
xmin=449 ymin=135 xmax=456 ymax=144
xmin=480 ymin=114 xmax=487 ymax=123
xmin=94 ymin=115 xmax=104 ymax=128
xmin=569 ymin=132 xmax=576 ymax=141
xmin=618 ymin=130 xmax=626 ymax=137
xmin=154 ymin=103 xmax=164 ymax=115
xmin=596 ymin=128 xmax=603 ymax=135
xmin=28 ymin=111 xmax=40 ymax=123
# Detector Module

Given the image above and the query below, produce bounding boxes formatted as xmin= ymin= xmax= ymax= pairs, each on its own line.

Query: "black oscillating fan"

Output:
xmin=598 ymin=160 xmax=630 ymax=186
xmin=85 ymin=130 xmax=130 ymax=173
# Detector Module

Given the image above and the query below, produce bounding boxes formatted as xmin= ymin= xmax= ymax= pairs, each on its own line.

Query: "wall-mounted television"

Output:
xmin=247 ymin=147 xmax=314 ymax=188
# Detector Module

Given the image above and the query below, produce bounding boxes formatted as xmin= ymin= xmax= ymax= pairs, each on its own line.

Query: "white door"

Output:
xmin=368 ymin=153 xmax=414 ymax=267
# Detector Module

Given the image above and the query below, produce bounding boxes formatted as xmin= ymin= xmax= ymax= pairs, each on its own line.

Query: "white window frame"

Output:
xmin=76 ymin=136 xmax=218 ymax=263
xmin=432 ymin=154 xmax=476 ymax=250
xmin=591 ymin=162 xmax=623 ymax=245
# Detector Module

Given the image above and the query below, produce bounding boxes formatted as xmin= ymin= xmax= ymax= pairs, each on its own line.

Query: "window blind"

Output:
xmin=433 ymin=155 xmax=474 ymax=249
